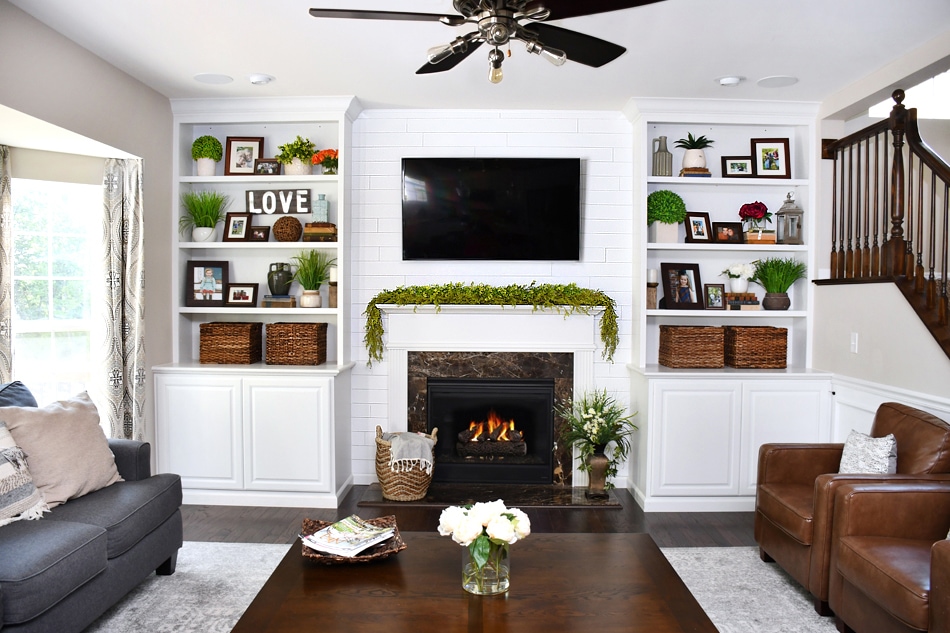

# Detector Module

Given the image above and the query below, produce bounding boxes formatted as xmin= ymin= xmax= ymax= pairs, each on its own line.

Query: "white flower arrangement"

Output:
xmin=722 ymin=262 xmax=756 ymax=280
xmin=438 ymin=499 xmax=531 ymax=548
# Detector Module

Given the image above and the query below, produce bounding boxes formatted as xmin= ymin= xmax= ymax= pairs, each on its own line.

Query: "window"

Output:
xmin=10 ymin=178 xmax=102 ymax=406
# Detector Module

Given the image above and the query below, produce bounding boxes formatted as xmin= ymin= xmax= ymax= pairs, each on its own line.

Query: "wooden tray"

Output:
xmin=300 ymin=515 xmax=406 ymax=565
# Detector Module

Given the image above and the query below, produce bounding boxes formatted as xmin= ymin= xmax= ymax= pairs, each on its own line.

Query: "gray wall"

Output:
xmin=0 ymin=0 xmax=173 ymax=440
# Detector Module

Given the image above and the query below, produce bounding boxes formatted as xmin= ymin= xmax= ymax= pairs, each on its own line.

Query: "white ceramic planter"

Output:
xmin=192 ymin=226 xmax=216 ymax=242
xmin=300 ymin=290 xmax=322 ymax=308
xmin=283 ymin=158 xmax=312 ymax=176
xmin=729 ymin=278 xmax=749 ymax=293
xmin=682 ymin=149 xmax=707 ymax=169
xmin=195 ymin=158 xmax=216 ymax=177
xmin=648 ymin=222 xmax=680 ymax=243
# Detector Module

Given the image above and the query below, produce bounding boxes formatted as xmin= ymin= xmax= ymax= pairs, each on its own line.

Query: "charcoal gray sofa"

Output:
xmin=0 ymin=384 xmax=183 ymax=632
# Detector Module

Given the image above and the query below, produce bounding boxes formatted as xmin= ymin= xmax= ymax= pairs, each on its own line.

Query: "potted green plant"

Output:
xmin=191 ymin=135 xmax=223 ymax=177
xmin=276 ymin=136 xmax=317 ymax=175
xmin=556 ymin=389 xmax=637 ymax=499
xmin=752 ymin=257 xmax=807 ymax=310
xmin=646 ymin=189 xmax=687 ymax=243
xmin=291 ymin=250 xmax=336 ymax=308
xmin=674 ymin=132 xmax=714 ymax=170
xmin=179 ymin=190 xmax=230 ymax=242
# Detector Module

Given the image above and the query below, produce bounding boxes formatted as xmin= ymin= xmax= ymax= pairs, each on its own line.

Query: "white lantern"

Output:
xmin=776 ymin=192 xmax=804 ymax=245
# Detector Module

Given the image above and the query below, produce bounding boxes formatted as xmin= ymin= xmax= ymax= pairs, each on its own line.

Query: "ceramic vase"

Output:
xmin=682 ymin=149 xmax=707 ymax=169
xmin=300 ymin=289 xmax=322 ymax=308
xmin=585 ymin=444 xmax=610 ymax=500
xmin=462 ymin=543 xmax=510 ymax=595
xmin=191 ymin=226 xmax=215 ymax=242
xmin=729 ymin=278 xmax=750 ymax=293
xmin=283 ymin=158 xmax=312 ymax=176
xmin=267 ymin=263 xmax=293 ymax=296
xmin=652 ymin=136 xmax=673 ymax=177
xmin=195 ymin=158 xmax=216 ymax=177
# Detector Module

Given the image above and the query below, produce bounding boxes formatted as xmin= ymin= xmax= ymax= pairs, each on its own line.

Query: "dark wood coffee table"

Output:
xmin=232 ymin=532 xmax=716 ymax=633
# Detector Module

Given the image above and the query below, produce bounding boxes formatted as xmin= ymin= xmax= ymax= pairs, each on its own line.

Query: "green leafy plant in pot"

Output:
xmin=646 ymin=189 xmax=687 ymax=242
xmin=191 ymin=135 xmax=223 ymax=177
xmin=179 ymin=190 xmax=230 ymax=242
xmin=674 ymin=132 xmax=714 ymax=170
xmin=292 ymin=250 xmax=336 ymax=308
xmin=556 ymin=389 xmax=637 ymax=499
xmin=752 ymin=257 xmax=807 ymax=310
xmin=276 ymin=136 xmax=317 ymax=175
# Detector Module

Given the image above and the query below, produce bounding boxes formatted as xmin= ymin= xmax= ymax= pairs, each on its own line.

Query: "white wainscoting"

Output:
xmin=831 ymin=375 xmax=950 ymax=439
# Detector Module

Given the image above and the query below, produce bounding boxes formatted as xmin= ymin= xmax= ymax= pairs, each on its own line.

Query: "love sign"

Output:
xmin=246 ymin=189 xmax=311 ymax=214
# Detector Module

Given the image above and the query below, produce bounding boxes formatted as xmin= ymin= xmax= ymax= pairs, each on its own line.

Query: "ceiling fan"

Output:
xmin=309 ymin=1 xmax=663 ymax=83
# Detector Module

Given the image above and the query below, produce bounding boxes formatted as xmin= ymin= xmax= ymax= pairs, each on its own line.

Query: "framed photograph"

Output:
xmin=704 ymin=284 xmax=726 ymax=310
xmin=253 ymin=158 xmax=281 ymax=176
xmin=225 ymin=137 xmax=264 ymax=176
xmin=713 ymin=222 xmax=745 ymax=244
xmin=721 ymin=156 xmax=754 ymax=178
xmin=225 ymin=283 xmax=259 ymax=307
xmin=248 ymin=225 xmax=271 ymax=242
xmin=684 ymin=212 xmax=713 ymax=243
xmin=660 ymin=263 xmax=704 ymax=310
xmin=185 ymin=260 xmax=228 ymax=307
xmin=750 ymin=138 xmax=791 ymax=179
xmin=223 ymin=213 xmax=252 ymax=242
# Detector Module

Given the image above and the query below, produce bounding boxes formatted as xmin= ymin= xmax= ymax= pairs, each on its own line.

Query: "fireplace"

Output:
xmin=427 ymin=378 xmax=555 ymax=484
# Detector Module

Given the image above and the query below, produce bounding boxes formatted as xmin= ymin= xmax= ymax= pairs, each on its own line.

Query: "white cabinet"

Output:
xmin=631 ymin=373 xmax=832 ymax=511
xmin=155 ymin=367 xmax=352 ymax=507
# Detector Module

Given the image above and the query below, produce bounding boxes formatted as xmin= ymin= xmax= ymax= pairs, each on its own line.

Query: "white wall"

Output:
xmin=347 ymin=109 xmax=635 ymax=483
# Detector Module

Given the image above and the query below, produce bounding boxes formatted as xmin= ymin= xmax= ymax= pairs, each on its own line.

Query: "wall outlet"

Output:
xmin=850 ymin=332 xmax=859 ymax=354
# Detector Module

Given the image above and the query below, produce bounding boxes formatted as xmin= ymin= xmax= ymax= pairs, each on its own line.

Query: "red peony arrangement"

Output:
xmin=311 ymin=149 xmax=339 ymax=174
xmin=738 ymin=201 xmax=772 ymax=230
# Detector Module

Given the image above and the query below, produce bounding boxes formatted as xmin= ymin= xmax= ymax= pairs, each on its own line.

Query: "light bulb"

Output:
xmin=488 ymin=48 xmax=504 ymax=84
xmin=427 ymin=36 xmax=469 ymax=65
xmin=489 ymin=65 xmax=504 ymax=84
xmin=525 ymin=41 xmax=566 ymax=66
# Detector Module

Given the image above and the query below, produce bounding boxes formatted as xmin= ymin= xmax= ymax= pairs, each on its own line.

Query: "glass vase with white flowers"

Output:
xmin=438 ymin=500 xmax=531 ymax=595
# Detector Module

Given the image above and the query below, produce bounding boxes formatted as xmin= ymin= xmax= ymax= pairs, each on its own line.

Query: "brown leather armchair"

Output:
xmin=829 ymin=481 xmax=950 ymax=633
xmin=755 ymin=402 xmax=950 ymax=616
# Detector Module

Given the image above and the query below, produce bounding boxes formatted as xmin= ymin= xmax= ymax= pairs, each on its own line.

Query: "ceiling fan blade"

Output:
xmin=415 ymin=41 xmax=484 ymax=75
xmin=309 ymin=9 xmax=459 ymax=23
xmin=527 ymin=23 xmax=625 ymax=68
xmin=542 ymin=0 xmax=665 ymax=21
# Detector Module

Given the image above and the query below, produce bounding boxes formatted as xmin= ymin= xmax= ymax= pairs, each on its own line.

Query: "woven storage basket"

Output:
xmin=724 ymin=326 xmax=788 ymax=369
xmin=199 ymin=322 xmax=262 ymax=364
xmin=375 ymin=425 xmax=438 ymax=501
xmin=658 ymin=325 xmax=724 ymax=368
xmin=265 ymin=322 xmax=327 ymax=365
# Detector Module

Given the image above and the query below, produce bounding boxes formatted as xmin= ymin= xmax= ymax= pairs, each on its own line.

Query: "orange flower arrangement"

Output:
xmin=312 ymin=149 xmax=339 ymax=174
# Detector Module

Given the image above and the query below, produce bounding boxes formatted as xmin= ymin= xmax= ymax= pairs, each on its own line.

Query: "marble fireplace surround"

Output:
xmin=379 ymin=305 xmax=602 ymax=488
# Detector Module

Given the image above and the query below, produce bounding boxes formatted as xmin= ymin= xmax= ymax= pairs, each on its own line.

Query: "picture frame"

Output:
xmin=660 ymin=263 xmax=704 ymax=310
xmin=248 ymin=225 xmax=271 ymax=242
xmin=223 ymin=213 xmax=252 ymax=242
xmin=713 ymin=222 xmax=745 ymax=244
xmin=225 ymin=137 xmax=264 ymax=176
xmin=185 ymin=260 xmax=228 ymax=307
xmin=704 ymin=284 xmax=726 ymax=310
xmin=721 ymin=156 xmax=754 ymax=178
xmin=750 ymin=138 xmax=791 ymax=179
xmin=253 ymin=158 xmax=281 ymax=176
xmin=225 ymin=283 xmax=259 ymax=307
xmin=684 ymin=212 xmax=713 ymax=243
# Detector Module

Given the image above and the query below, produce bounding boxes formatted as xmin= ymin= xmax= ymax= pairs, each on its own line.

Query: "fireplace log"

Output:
xmin=456 ymin=441 xmax=527 ymax=458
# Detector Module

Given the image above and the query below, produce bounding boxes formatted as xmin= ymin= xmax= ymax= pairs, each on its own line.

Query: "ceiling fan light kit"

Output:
xmin=309 ymin=0 xmax=662 ymax=83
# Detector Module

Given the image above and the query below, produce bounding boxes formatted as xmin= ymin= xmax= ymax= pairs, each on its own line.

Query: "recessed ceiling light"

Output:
xmin=249 ymin=74 xmax=276 ymax=86
xmin=193 ymin=73 xmax=233 ymax=85
xmin=757 ymin=75 xmax=799 ymax=88
xmin=716 ymin=76 xmax=745 ymax=87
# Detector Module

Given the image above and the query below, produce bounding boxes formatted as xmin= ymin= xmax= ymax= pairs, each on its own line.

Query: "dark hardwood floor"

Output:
xmin=181 ymin=486 xmax=756 ymax=548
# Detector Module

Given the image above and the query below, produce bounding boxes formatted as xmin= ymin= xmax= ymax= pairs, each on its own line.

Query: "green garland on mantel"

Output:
xmin=363 ymin=282 xmax=619 ymax=366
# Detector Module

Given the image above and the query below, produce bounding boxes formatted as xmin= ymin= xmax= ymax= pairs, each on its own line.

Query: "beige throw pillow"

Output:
xmin=1 ymin=392 xmax=122 ymax=508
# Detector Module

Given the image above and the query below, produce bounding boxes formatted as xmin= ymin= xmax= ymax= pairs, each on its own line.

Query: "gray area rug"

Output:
xmin=85 ymin=543 xmax=837 ymax=632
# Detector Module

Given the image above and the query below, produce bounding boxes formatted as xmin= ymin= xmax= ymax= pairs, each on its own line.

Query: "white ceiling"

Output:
xmin=8 ymin=0 xmax=950 ymax=111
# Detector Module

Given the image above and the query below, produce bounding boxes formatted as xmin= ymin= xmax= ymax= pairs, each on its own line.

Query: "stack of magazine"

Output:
xmin=300 ymin=515 xmax=395 ymax=557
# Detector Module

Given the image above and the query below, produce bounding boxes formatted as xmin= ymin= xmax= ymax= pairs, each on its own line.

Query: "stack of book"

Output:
xmin=303 ymin=222 xmax=338 ymax=242
xmin=300 ymin=515 xmax=395 ymax=557
xmin=679 ymin=167 xmax=711 ymax=177
xmin=261 ymin=295 xmax=296 ymax=308
xmin=726 ymin=292 xmax=761 ymax=310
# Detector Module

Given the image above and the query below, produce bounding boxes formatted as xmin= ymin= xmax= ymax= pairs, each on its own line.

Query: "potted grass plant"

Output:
xmin=276 ymin=136 xmax=317 ymax=175
xmin=752 ymin=257 xmax=807 ymax=310
xmin=179 ymin=190 xmax=230 ymax=242
xmin=292 ymin=250 xmax=336 ymax=308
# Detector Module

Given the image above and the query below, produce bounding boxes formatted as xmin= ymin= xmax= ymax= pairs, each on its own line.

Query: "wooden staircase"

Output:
xmin=822 ymin=89 xmax=950 ymax=358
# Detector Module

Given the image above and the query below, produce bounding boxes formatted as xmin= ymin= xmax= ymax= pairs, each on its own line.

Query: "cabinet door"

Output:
xmin=651 ymin=380 xmax=742 ymax=496
xmin=154 ymin=373 xmax=243 ymax=489
xmin=243 ymin=376 xmax=334 ymax=493
xmin=739 ymin=379 xmax=832 ymax=493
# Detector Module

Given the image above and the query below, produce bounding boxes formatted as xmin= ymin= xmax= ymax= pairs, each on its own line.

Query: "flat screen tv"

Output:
xmin=401 ymin=157 xmax=581 ymax=260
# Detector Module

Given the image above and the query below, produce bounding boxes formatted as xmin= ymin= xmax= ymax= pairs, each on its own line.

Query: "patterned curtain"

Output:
xmin=101 ymin=159 xmax=146 ymax=440
xmin=0 ymin=147 xmax=12 ymax=383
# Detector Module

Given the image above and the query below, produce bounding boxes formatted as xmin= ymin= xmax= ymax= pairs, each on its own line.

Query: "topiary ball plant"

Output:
xmin=191 ymin=135 xmax=223 ymax=162
xmin=647 ymin=190 xmax=687 ymax=225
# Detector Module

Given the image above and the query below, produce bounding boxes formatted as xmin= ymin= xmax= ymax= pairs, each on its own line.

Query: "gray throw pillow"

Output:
xmin=0 ymin=421 xmax=48 ymax=525
xmin=838 ymin=430 xmax=897 ymax=474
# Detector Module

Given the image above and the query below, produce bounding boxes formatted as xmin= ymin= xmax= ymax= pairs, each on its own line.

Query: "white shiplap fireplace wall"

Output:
xmin=348 ymin=109 xmax=634 ymax=486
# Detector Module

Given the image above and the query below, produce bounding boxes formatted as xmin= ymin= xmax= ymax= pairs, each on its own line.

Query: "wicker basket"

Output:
xmin=375 ymin=425 xmax=438 ymax=501
xmin=199 ymin=322 xmax=263 ymax=364
xmin=658 ymin=325 xmax=724 ymax=368
xmin=265 ymin=322 xmax=327 ymax=365
xmin=724 ymin=326 xmax=788 ymax=369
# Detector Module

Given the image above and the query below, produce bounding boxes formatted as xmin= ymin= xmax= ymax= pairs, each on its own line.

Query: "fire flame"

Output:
xmin=467 ymin=409 xmax=518 ymax=442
